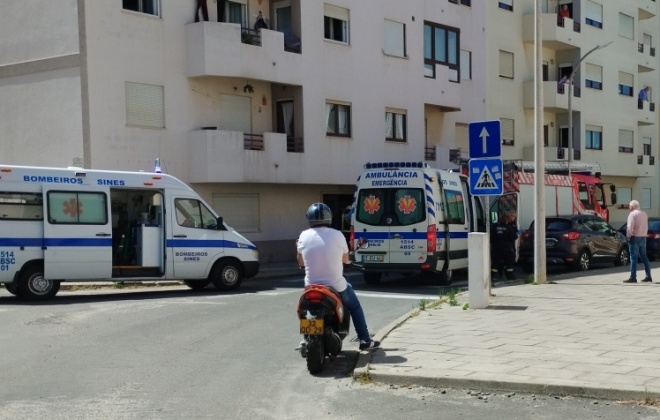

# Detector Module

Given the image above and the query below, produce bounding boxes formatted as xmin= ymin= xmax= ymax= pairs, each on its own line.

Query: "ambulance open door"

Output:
xmin=42 ymin=185 xmax=113 ymax=279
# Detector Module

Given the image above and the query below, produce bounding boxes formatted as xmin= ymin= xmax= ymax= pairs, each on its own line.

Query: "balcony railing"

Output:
xmin=287 ymin=136 xmax=304 ymax=153
xmin=556 ymin=17 xmax=581 ymax=32
xmin=244 ymin=133 xmax=264 ymax=150
xmin=638 ymin=100 xmax=657 ymax=111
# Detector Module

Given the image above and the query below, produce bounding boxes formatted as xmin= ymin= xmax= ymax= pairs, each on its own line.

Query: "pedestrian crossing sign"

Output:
xmin=468 ymin=158 xmax=503 ymax=196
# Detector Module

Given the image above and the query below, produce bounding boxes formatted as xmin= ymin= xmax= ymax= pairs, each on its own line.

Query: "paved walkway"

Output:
xmin=355 ymin=265 xmax=660 ymax=401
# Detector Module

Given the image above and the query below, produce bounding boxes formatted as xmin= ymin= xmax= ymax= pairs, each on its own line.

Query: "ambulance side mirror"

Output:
xmin=216 ymin=216 xmax=226 ymax=230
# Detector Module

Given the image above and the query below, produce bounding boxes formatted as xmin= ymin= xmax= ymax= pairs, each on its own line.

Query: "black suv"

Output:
xmin=518 ymin=214 xmax=629 ymax=272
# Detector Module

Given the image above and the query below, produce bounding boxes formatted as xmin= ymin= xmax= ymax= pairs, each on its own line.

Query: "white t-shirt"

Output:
xmin=297 ymin=227 xmax=348 ymax=292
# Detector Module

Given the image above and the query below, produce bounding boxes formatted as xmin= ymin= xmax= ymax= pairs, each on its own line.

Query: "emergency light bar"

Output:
xmin=364 ymin=162 xmax=427 ymax=169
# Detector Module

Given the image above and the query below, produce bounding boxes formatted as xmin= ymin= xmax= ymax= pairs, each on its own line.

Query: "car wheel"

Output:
xmin=614 ymin=247 xmax=629 ymax=267
xmin=211 ymin=260 xmax=243 ymax=291
xmin=436 ymin=269 xmax=452 ymax=286
xmin=575 ymin=250 xmax=591 ymax=271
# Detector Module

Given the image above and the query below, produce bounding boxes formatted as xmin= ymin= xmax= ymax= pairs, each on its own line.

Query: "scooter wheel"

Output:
xmin=306 ymin=338 xmax=325 ymax=374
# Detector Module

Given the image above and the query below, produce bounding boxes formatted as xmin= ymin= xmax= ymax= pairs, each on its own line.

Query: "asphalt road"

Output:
xmin=1 ymin=270 xmax=658 ymax=419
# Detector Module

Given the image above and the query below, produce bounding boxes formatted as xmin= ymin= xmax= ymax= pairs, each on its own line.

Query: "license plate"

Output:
xmin=546 ymin=239 xmax=555 ymax=247
xmin=362 ymin=255 xmax=384 ymax=262
xmin=300 ymin=319 xmax=324 ymax=335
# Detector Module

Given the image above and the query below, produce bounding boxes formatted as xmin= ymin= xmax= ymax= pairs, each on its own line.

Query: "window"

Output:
xmin=449 ymin=0 xmax=471 ymax=5
xmin=0 ymin=192 xmax=43 ymax=221
xmin=642 ymin=188 xmax=652 ymax=209
xmin=460 ymin=50 xmax=472 ymax=80
xmin=585 ymin=1 xmax=603 ymax=29
xmin=424 ymin=22 xmax=460 ymax=81
xmin=499 ymin=0 xmax=513 ymax=11
xmin=48 ymin=191 xmax=107 ymax=225
xmin=643 ymin=137 xmax=652 ymax=156
xmin=384 ymin=19 xmax=406 ymax=57
xmin=385 ymin=110 xmax=407 ymax=142
xmin=585 ymin=63 xmax=602 ymax=90
xmin=618 ymin=188 xmax=632 ymax=208
xmin=226 ymin=1 xmax=247 ymax=26
xmin=175 ymin=198 xmax=220 ymax=230
xmin=125 ymin=82 xmax=165 ymax=128
xmin=444 ymin=190 xmax=465 ymax=225
xmin=585 ymin=125 xmax=603 ymax=150
xmin=619 ymin=13 xmax=634 ymax=40
xmin=326 ymin=102 xmax=351 ymax=137
xmin=212 ymin=194 xmax=259 ymax=232
xmin=499 ymin=50 xmax=514 ymax=79
xmin=618 ymin=72 xmax=634 ymax=96
xmin=355 ymin=188 xmax=425 ymax=226
xmin=123 ymin=0 xmax=160 ymax=16
xmin=619 ymin=129 xmax=634 ymax=153
xmin=501 ymin=118 xmax=514 ymax=146
xmin=324 ymin=4 xmax=349 ymax=44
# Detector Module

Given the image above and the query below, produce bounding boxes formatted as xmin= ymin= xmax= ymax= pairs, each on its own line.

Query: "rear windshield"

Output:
xmin=528 ymin=219 xmax=573 ymax=232
xmin=355 ymin=188 xmax=425 ymax=226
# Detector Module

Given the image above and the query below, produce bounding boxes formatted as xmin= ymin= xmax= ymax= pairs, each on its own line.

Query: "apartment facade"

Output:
xmin=0 ymin=0 xmax=486 ymax=262
xmin=0 ymin=0 xmax=656 ymax=261
xmin=477 ymin=0 xmax=659 ymax=226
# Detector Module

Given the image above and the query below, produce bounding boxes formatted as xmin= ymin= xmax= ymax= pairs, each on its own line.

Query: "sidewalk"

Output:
xmin=355 ymin=266 xmax=660 ymax=401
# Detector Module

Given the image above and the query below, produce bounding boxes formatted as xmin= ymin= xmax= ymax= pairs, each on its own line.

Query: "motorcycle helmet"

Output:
xmin=306 ymin=202 xmax=333 ymax=227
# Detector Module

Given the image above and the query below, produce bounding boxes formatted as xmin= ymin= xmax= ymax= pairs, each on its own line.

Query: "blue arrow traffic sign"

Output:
xmin=468 ymin=120 xmax=501 ymax=159
xmin=469 ymin=158 xmax=503 ymax=196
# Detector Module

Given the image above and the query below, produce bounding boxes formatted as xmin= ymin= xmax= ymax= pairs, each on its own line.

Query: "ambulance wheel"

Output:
xmin=18 ymin=265 xmax=60 ymax=300
xmin=211 ymin=260 xmax=244 ymax=291
xmin=436 ymin=269 xmax=452 ymax=286
xmin=363 ymin=272 xmax=382 ymax=285
xmin=183 ymin=279 xmax=211 ymax=290
xmin=4 ymin=282 xmax=20 ymax=296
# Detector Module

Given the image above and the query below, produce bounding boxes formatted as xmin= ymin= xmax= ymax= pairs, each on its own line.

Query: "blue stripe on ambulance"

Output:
xmin=425 ymin=175 xmax=435 ymax=218
xmin=0 ymin=238 xmax=45 ymax=247
xmin=167 ymin=239 xmax=257 ymax=250
xmin=0 ymin=238 xmax=113 ymax=247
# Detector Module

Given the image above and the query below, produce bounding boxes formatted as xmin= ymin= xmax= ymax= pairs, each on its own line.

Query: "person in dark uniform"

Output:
xmin=490 ymin=212 xmax=519 ymax=280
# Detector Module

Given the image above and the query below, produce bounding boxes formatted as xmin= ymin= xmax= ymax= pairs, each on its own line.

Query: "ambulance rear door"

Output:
xmin=437 ymin=172 xmax=470 ymax=270
xmin=353 ymin=169 xmax=428 ymax=266
xmin=43 ymin=185 xmax=113 ymax=279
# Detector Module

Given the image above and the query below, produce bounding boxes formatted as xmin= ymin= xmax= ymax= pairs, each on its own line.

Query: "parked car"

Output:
xmin=519 ymin=214 xmax=629 ymax=272
xmin=617 ymin=217 xmax=660 ymax=261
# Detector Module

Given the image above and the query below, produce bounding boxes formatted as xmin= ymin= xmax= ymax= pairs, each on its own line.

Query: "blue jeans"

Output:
xmin=629 ymin=236 xmax=652 ymax=279
xmin=338 ymin=283 xmax=371 ymax=343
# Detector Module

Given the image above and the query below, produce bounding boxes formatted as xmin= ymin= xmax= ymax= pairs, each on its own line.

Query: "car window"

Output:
xmin=546 ymin=219 xmax=572 ymax=232
xmin=587 ymin=219 xmax=610 ymax=233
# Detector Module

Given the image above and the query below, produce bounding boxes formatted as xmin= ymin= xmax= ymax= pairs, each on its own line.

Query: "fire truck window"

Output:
xmin=578 ymin=182 xmax=594 ymax=210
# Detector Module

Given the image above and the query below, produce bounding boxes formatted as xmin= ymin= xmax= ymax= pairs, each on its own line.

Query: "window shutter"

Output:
xmin=501 ymin=118 xmax=514 ymax=140
xmin=499 ymin=50 xmax=514 ymax=78
xmin=220 ymin=94 xmax=251 ymax=133
xmin=619 ymin=13 xmax=634 ymax=39
xmin=460 ymin=50 xmax=471 ymax=80
xmin=585 ymin=63 xmax=602 ymax=82
xmin=212 ymin=193 xmax=259 ymax=232
xmin=619 ymin=129 xmax=633 ymax=148
xmin=586 ymin=124 xmax=602 ymax=133
xmin=618 ymin=71 xmax=633 ymax=87
xmin=586 ymin=1 xmax=602 ymax=22
xmin=324 ymin=4 xmax=349 ymax=21
xmin=383 ymin=19 xmax=405 ymax=57
xmin=125 ymin=82 xmax=165 ymax=128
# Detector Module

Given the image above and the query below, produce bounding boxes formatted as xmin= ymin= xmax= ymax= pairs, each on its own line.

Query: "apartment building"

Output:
xmin=0 ymin=0 xmax=656 ymax=262
xmin=0 ymin=0 xmax=485 ymax=262
xmin=474 ymin=0 xmax=659 ymax=226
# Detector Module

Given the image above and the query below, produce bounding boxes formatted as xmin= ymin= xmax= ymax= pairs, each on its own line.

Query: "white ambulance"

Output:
xmin=349 ymin=161 xmax=487 ymax=285
xmin=0 ymin=164 xmax=259 ymax=300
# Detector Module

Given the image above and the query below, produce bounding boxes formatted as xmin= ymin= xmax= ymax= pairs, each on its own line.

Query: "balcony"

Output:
xmin=188 ymin=129 xmax=304 ymax=183
xmin=522 ymin=13 xmax=581 ymax=50
xmin=637 ymin=100 xmax=656 ymax=126
xmin=422 ymin=64 xmax=461 ymax=111
xmin=522 ymin=145 xmax=575 ymax=162
xmin=185 ymin=22 xmax=303 ymax=84
xmin=639 ymin=0 xmax=657 ymax=20
xmin=523 ymin=81 xmax=581 ymax=112
xmin=638 ymin=155 xmax=656 ymax=177
xmin=638 ymin=43 xmax=657 ymax=72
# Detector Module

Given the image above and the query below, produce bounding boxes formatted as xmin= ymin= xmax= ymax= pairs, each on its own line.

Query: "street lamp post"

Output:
xmin=567 ymin=41 xmax=613 ymax=175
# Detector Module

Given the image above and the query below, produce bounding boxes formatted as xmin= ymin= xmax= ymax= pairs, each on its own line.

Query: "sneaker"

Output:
xmin=623 ymin=278 xmax=637 ymax=283
xmin=359 ymin=340 xmax=381 ymax=351
xmin=642 ymin=277 xmax=653 ymax=283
